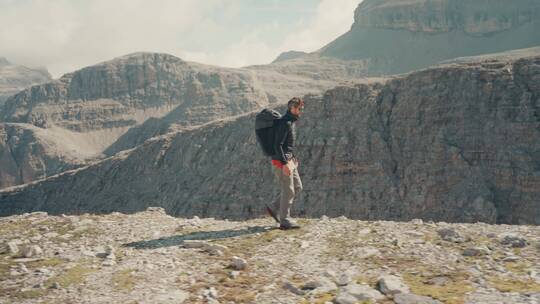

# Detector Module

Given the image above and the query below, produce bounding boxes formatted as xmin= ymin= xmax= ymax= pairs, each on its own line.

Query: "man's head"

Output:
xmin=287 ymin=97 xmax=304 ymax=118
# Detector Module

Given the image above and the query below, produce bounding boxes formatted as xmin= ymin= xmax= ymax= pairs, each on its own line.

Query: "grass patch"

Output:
xmin=45 ymin=264 xmax=95 ymax=288
xmin=112 ymin=268 xmax=137 ymax=291
xmin=26 ymin=257 xmax=65 ymax=269
xmin=504 ymin=261 xmax=531 ymax=275
xmin=0 ymin=258 xmax=15 ymax=280
xmin=185 ymin=267 xmax=269 ymax=303
xmin=488 ymin=276 xmax=540 ymax=293
xmin=0 ymin=219 xmax=33 ymax=236
xmin=402 ymin=270 xmax=474 ymax=304
xmin=355 ymin=274 xmax=378 ymax=287
xmin=298 ymin=291 xmax=337 ymax=304
xmin=0 ymin=286 xmax=48 ymax=300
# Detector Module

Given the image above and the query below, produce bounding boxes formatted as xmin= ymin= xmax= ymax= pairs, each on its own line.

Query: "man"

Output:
xmin=272 ymin=97 xmax=304 ymax=230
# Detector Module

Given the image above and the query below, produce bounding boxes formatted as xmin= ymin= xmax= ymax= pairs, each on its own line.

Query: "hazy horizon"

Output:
xmin=0 ymin=0 xmax=361 ymax=78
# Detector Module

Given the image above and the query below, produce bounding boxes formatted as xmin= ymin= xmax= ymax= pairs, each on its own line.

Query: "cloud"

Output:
xmin=0 ymin=0 xmax=361 ymax=77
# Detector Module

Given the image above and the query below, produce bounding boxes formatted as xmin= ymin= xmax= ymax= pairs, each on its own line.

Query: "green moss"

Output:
xmin=112 ymin=269 xmax=137 ymax=291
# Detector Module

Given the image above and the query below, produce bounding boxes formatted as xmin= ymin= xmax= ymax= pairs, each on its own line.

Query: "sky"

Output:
xmin=0 ymin=0 xmax=361 ymax=78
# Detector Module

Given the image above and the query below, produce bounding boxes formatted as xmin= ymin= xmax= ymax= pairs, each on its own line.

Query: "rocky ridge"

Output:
xmin=1 ymin=48 xmax=539 ymax=225
xmin=0 ymin=209 xmax=539 ymax=303
xmin=0 ymin=52 xmax=367 ymax=188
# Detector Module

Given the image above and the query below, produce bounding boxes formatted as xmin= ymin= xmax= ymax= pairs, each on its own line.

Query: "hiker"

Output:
xmin=271 ymin=97 xmax=304 ymax=229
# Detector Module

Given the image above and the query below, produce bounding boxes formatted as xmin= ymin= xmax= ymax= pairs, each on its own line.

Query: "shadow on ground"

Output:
xmin=122 ymin=225 xmax=275 ymax=249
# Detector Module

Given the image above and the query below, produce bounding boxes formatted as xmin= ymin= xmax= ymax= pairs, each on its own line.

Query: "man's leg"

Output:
xmin=272 ymin=165 xmax=282 ymax=216
xmin=292 ymin=166 xmax=303 ymax=195
xmin=275 ymin=166 xmax=295 ymax=221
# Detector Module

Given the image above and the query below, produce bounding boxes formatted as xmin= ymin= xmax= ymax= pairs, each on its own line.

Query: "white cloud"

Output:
xmin=280 ymin=0 xmax=360 ymax=53
xmin=0 ymin=0 xmax=361 ymax=77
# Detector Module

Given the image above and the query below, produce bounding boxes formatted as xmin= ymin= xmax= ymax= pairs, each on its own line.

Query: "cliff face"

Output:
xmin=319 ymin=0 xmax=540 ymax=75
xmin=0 ymin=57 xmax=51 ymax=106
xmin=0 ymin=52 xmax=367 ymax=188
xmin=0 ymin=124 xmax=86 ymax=189
xmin=1 ymin=50 xmax=539 ymax=225
xmin=354 ymin=0 xmax=540 ymax=34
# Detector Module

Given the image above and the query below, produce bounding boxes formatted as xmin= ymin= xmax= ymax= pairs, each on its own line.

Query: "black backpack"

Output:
xmin=255 ymin=108 xmax=281 ymax=156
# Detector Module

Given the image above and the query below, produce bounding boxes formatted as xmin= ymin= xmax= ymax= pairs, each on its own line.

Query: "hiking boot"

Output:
xmin=279 ymin=218 xmax=300 ymax=230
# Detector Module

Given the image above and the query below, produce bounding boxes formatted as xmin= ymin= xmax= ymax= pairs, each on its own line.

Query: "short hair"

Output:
xmin=287 ymin=97 xmax=304 ymax=110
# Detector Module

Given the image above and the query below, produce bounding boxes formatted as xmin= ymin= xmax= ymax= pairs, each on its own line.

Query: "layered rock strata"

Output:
xmin=1 ymin=49 xmax=539 ymax=225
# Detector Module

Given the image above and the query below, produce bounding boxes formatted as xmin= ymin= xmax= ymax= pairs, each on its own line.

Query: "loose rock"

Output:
xmin=230 ymin=256 xmax=247 ymax=270
xmin=394 ymin=293 xmax=443 ymax=304
xmin=377 ymin=275 xmax=410 ymax=295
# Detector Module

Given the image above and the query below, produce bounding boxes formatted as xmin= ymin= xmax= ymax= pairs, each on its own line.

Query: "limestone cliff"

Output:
xmin=1 ymin=49 xmax=538 ymax=225
xmin=318 ymin=0 xmax=540 ymax=75
xmin=354 ymin=0 xmax=540 ymax=34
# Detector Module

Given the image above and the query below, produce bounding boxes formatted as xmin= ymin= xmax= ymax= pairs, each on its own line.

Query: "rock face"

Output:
xmin=354 ymin=0 xmax=540 ymax=34
xmin=0 ymin=52 xmax=366 ymax=188
xmin=0 ymin=57 xmax=51 ymax=106
xmin=318 ymin=0 xmax=540 ymax=75
xmin=0 ymin=123 xmax=85 ymax=189
xmin=1 ymin=49 xmax=539 ymax=225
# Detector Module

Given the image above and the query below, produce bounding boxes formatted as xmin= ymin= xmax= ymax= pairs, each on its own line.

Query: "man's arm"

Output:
xmin=273 ymin=121 xmax=290 ymax=165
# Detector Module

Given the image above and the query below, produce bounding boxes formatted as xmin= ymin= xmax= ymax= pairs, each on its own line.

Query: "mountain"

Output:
xmin=0 ymin=57 xmax=51 ymax=106
xmin=0 ymin=52 xmax=367 ymax=187
xmin=307 ymin=0 xmax=540 ymax=75
xmin=1 ymin=48 xmax=538 ymax=225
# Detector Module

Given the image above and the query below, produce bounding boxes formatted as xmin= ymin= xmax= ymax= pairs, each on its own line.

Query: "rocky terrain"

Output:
xmin=0 ymin=57 xmax=51 ymax=106
xmin=0 ymin=52 xmax=366 ymax=188
xmin=313 ymin=0 xmax=540 ymax=75
xmin=1 ymin=48 xmax=539 ymax=225
xmin=0 ymin=209 xmax=539 ymax=303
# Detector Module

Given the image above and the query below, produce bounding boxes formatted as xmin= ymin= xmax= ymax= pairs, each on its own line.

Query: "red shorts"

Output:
xmin=271 ymin=158 xmax=297 ymax=169
xmin=271 ymin=159 xmax=285 ymax=169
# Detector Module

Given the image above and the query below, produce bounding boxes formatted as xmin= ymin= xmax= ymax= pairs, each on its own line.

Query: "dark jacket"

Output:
xmin=272 ymin=110 xmax=298 ymax=165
